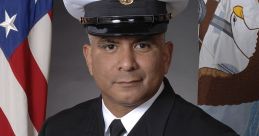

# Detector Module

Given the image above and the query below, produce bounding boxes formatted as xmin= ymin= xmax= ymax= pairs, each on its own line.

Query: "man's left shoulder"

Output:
xmin=166 ymin=94 xmax=239 ymax=135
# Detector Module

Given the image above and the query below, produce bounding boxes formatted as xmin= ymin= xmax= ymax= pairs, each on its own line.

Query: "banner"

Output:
xmin=0 ymin=0 xmax=52 ymax=135
xmin=199 ymin=0 xmax=259 ymax=135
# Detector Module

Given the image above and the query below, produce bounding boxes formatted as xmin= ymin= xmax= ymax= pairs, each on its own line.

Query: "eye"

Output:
xmin=134 ymin=42 xmax=151 ymax=52
xmin=99 ymin=44 xmax=117 ymax=52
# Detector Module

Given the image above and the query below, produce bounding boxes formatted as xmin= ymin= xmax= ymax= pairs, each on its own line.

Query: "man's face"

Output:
xmin=83 ymin=34 xmax=173 ymax=109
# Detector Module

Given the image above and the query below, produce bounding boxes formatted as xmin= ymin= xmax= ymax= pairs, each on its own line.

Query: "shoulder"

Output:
xmin=39 ymin=97 xmax=102 ymax=136
xmin=165 ymin=94 xmax=239 ymax=136
xmin=48 ymin=97 xmax=100 ymax=122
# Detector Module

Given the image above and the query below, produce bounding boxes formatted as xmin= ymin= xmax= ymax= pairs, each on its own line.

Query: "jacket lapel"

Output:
xmin=128 ymin=77 xmax=176 ymax=136
xmin=94 ymin=97 xmax=105 ymax=136
xmin=77 ymin=97 xmax=105 ymax=136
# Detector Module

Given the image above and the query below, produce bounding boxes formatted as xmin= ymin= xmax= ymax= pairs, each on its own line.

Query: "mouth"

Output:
xmin=115 ymin=79 xmax=143 ymax=87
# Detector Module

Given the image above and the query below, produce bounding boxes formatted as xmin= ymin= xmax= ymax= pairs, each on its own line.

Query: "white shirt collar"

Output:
xmin=102 ymin=82 xmax=164 ymax=135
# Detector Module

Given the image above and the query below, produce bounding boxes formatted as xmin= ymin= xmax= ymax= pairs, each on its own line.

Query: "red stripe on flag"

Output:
xmin=0 ymin=108 xmax=15 ymax=136
xmin=48 ymin=11 xmax=53 ymax=20
xmin=8 ymin=39 xmax=47 ymax=131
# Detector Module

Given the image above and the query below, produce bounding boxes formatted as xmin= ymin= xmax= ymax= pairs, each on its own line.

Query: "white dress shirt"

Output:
xmin=102 ymin=82 xmax=164 ymax=136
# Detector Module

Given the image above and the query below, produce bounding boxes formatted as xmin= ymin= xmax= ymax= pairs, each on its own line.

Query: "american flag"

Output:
xmin=0 ymin=0 xmax=52 ymax=135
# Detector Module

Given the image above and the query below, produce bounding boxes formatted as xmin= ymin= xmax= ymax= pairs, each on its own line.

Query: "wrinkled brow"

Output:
xmin=97 ymin=35 xmax=163 ymax=44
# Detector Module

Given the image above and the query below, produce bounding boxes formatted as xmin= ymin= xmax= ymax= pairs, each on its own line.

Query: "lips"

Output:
xmin=115 ymin=79 xmax=143 ymax=87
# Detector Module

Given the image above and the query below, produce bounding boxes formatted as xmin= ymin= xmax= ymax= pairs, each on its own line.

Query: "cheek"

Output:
xmin=91 ymin=56 xmax=112 ymax=92
xmin=90 ymin=52 xmax=118 ymax=87
xmin=91 ymin=48 xmax=111 ymax=72
xmin=137 ymin=52 xmax=166 ymax=77
xmin=92 ymin=56 xmax=112 ymax=77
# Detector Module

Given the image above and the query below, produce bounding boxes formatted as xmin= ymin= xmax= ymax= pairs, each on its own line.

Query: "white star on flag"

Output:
xmin=0 ymin=10 xmax=18 ymax=38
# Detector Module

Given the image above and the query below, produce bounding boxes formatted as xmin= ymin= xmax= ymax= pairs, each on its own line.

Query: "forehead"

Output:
xmin=88 ymin=34 xmax=164 ymax=43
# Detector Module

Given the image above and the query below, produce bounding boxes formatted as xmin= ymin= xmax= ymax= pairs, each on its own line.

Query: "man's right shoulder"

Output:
xmin=39 ymin=97 xmax=103 ymax=136
xmin=49 ymin=97 xmax=100 ymax=121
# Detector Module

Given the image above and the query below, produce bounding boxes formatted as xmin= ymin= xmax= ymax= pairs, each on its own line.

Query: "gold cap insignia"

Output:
xmin=119 ymin=0 xmax=134 ymax=5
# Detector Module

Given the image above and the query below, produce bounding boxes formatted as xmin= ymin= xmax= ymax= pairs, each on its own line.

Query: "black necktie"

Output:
xmin=109 ymin=119 xmax=126 ymax=136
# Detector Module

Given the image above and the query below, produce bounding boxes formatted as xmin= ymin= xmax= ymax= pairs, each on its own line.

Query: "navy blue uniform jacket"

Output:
xmin=39 ymin=78 xmax=238 ymax=136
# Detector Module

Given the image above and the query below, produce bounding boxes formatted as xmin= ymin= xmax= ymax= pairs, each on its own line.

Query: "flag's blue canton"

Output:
xmin=0 ymin=0 xmax=52 ymax=59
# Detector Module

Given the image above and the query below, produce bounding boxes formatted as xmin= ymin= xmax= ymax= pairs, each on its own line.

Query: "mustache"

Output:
xmin=111 ymin=72 xmax=144 ymax=83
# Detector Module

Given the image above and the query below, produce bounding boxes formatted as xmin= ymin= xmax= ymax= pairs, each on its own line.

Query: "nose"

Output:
xmin=117 ymin=47 xmax=138 ymax=71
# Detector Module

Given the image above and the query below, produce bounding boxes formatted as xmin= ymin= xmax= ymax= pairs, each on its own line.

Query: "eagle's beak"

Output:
xmin=233 ymin=6 xmax=244 ymax=20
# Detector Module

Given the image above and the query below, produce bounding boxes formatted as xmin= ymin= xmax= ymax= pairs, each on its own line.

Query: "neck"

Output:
xmin=103 ymin=99 xmax=139 ymax=118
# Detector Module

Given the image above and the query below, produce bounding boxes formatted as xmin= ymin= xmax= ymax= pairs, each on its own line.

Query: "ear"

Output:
xmin=163 ymin=41 xmax=173 ymax=74
xmin=83 ymin=44 xmax=93 ymax=76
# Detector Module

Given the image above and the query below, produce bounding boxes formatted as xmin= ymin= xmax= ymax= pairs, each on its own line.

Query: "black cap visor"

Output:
xmin=86 ymin=22 xmax=169 ymax=36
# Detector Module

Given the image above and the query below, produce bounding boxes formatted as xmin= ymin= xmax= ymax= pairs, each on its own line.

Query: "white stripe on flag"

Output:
xmin=0 ymin=49 xmax=38 ymax=136
xmin=28 ymin=14 xmax=52 ymax=80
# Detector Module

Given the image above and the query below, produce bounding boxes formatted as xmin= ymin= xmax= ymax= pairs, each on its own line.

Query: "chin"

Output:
xmin=119 ymin=99 xmax=144 ymax=108
xmin=117 ymin=93 xmax=149 ymax=107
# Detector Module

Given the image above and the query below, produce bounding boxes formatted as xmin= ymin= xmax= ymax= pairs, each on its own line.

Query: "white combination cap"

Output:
xmin=63 ymin=0 xmax=189 ymax=36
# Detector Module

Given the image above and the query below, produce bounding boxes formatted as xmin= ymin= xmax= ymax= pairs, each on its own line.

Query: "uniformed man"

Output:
xmin=39 ymin=0 xmax=238 ymax=135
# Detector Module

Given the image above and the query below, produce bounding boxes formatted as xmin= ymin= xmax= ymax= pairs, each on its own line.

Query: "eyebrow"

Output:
xmin=133 ymin=35 xmax=161 ymax=45
xmin=134 ymin=36 xmax=154 ymax=43
xmin=98 ymin=35 xmax=156 ymax=44
xmin=98 ymin=38 xmax=119 ymax=44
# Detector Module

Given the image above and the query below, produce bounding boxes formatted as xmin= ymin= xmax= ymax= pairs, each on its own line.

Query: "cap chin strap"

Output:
xmin=80 ymin=13 xmax=172 ymax=25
